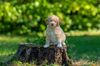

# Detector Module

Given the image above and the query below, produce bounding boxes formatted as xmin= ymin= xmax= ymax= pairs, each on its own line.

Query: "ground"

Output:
xmin=0 ymin=35 xmax=100 ymax=66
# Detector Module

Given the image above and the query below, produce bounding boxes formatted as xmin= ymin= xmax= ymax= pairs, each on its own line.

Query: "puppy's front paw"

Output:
xmin=44 ymin=44 xmax=49 ymax=48
xmin=57 ymin=44 xmax=62 ymax=47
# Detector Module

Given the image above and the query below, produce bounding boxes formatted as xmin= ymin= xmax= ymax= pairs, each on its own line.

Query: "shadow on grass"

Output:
xmin=67 ymin=36 xmax=100 ymax=61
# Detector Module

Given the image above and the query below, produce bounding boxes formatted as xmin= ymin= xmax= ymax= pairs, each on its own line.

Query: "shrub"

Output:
xmin=0 ymin=0 xmax=100 ymax=36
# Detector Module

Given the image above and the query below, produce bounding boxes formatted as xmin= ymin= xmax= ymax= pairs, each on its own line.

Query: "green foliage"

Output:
xmin=0 ymin=0 xmax=100 ymax=35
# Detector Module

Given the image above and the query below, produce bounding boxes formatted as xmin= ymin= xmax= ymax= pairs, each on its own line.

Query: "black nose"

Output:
xmin=51 ymin=23 xmax=54 ymax=26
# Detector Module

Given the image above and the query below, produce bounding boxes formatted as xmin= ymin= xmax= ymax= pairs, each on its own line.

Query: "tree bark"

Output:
xmin=13 ymin=43 xmax=72 ymax=66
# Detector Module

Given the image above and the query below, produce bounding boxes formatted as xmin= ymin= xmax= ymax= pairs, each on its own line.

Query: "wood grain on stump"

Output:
xmin=13 ymin=43 xmax=72 ymax=66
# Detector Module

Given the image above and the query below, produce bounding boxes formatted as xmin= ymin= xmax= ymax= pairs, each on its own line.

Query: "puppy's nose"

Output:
xmin=51 ymin=23 xmax=54 ymax=26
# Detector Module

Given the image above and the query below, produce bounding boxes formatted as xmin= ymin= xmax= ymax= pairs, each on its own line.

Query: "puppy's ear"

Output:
xmin=57 ymin=18 xmax=61 ymax=26
xmin=45 ymin=18 xmax=48 ymax=25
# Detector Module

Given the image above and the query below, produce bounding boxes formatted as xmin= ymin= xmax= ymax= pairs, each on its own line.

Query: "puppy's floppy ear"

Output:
xmin=56 ymin=18 xmax=61 ymax=26
xmin=45 ymin=18 xmax=48 ymax=25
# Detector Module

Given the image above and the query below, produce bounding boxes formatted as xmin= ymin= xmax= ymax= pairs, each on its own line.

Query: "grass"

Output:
xmin=67 ymin=36 xmax=100 ymax=61
xmin=0 ymin=35 xmax=100 ymax=66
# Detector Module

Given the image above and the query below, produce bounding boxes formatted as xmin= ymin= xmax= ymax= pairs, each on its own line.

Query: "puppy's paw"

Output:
xmin=57 ymin=44 xmax=62 ymax=47
xmin=44 ymin=44 xmax=49 ymax=48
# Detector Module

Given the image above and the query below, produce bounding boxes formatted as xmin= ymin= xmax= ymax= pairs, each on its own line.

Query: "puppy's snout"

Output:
xmin=49 ymin=21 xmax=56 ymax=27
xmin=51 ymin=23 xmax=54 ymax=26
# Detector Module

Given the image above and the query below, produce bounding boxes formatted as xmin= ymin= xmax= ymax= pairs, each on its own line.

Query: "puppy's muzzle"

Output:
xmin=50 ymin=22 xmax=56 ymax=26
xmin=51 ymin=23 xmax=54 ymax=26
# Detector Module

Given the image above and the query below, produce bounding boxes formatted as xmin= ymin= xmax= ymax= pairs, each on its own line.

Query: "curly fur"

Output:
xmin=44 ymin=15 xmax=66 ymax=48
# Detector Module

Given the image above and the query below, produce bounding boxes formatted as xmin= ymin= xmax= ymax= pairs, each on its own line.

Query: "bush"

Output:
xmin=0 ymin=0 xmax=100 ymax=36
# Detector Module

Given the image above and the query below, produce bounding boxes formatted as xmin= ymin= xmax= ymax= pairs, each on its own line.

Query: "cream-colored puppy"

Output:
xmin=44 ymin=15 xmax=66 ymax=48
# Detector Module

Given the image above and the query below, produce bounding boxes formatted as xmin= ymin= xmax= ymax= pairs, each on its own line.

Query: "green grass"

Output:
xmin=67 ymin=36 xmax=100 ymax=61
xmin=0 ymin=35 xmax=100 ymax=66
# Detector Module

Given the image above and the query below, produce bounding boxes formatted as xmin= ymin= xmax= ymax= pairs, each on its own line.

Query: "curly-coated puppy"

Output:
xmin=44 ymin=15 xmax=66 ymax=48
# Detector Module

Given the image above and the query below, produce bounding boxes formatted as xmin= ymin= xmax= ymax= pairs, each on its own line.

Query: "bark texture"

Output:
xmin=12 ymin=43 xmax=72 ymax=66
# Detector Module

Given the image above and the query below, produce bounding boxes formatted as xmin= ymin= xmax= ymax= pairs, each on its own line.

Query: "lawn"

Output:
xmin=0 ymin=36 xmax=100 ymax=66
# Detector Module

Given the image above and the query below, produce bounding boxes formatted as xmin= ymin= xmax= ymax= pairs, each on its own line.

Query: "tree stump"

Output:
xmin=13 ymin=43 xmax=72 ymax=66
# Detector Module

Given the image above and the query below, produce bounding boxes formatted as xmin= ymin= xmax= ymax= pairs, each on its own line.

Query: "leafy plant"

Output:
xmin=0 ymin=0 xmax=100 ymax=36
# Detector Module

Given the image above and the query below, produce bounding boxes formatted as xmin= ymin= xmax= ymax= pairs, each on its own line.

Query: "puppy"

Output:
xmin=44 ymin=15 xmax=66 ymax=48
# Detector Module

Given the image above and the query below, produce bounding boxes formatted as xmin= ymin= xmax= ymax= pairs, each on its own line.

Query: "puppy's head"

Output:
xmin=46 ymin=15 xmax=60 ymax=28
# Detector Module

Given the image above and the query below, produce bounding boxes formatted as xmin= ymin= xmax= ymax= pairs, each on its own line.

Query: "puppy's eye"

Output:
xmin=50 ymin=20 xmax=52 ymax=22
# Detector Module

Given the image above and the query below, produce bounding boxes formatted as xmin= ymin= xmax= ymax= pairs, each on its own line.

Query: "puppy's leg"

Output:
xmin=57 ymin=40 xmax=62 ymax=47
xmin=44 ymin=37 xmax=50 ymax=48
xmin=63 ymin=42 xmax=66 ymax=46
xmin=44 ymin=42 xmax=50 ymax=48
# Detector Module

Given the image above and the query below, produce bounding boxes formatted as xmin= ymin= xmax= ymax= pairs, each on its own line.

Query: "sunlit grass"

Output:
xmin=0 ymin=35 xmax=26 ymax=43
xmin=73 ymin=60 xmax=100 ymax=66
xmin=67 ymin=30 xmax=100 ymax=36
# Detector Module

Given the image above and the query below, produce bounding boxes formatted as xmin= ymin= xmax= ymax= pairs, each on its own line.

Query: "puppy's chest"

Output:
xmin=47 ymin=30 xmax=58 ymax=42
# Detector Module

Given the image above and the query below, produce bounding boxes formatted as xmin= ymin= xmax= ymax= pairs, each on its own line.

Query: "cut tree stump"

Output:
xmin=11 ymin=43 xmax=72 ymax=66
